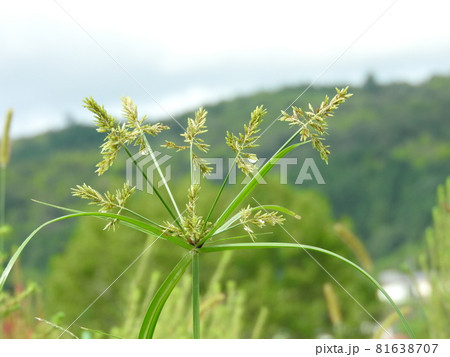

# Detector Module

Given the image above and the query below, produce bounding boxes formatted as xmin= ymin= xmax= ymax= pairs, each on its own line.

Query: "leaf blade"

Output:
xmin=139 ymin=252 xmax=192 ymax=338
xmin=201 ymin=242 xmax=415 ymax=339
xmin=1 ymin=211 xmax=191 ymax=292
xmin=32 ymin=201 xmax=191 ymax=249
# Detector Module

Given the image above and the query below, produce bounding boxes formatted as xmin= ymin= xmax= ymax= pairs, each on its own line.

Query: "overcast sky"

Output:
xmin=2 ymin=0 xmax=450 ymax=137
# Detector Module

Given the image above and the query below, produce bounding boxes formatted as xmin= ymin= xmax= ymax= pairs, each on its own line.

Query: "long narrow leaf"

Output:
xmin=32 ymin=199 xmax=165 ymax=230
xmin=0 ymin=212 xmax=191 ymax=292
xmin=77 ymin=325 xmax=123 ymax=339
xmin=34 ymin=317 xmax=79 ymax=339
xmin=1 ymin=215 xmax=68 ymax=291
xmin=139 ymin=252 xmax=192 ymax=338
xmin=201 ymin=242 xmax=415 ymax=339
xmin=32 ymin=200 xmax=190 ymax=249
xmin=209 ymin=232 xmax=273 ymax=244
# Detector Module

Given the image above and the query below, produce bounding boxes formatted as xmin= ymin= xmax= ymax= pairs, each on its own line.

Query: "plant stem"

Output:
xmin=122 ymin=145 xmax=184 ymax=233
xmin=142 ymin=135 xmax=183 ymax=220
xmin=202 ymin=157 xmax=237 ymax=231
xmin=190 ymin=144 xmax=194 ymax=186
xmin=192 ymin=250 xmax=200 ymax=339
xmin=0 ymin=109 xmax=12 ymax=254
xmin=0 ymin=165 xmax=6 ymax=253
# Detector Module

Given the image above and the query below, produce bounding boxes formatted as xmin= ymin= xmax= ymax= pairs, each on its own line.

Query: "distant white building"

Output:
xmin=377 ymin=270 xmax=431 ymax=304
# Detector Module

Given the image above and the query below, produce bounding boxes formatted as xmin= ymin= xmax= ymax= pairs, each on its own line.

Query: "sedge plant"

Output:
xmin=420 ymin=177 xmax=450 ymax=338
xmin=0 ymin=109 xmax=41 ymax=338
xmin=0 ymin=109 xmax=13 ymax=255
xmin=0 ymin=89 xmax=415 ymax=338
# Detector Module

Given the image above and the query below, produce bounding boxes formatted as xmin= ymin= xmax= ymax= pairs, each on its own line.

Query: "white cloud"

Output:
xmin=1 ymin=0 xmax=450 ymax=137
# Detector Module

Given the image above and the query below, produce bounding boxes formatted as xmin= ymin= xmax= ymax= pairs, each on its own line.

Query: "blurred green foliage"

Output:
xmin=420 ymin=177 xmax=450 ymax=338
xmin=110 ymin=250 xmax=268 ymax=339
xmin=44 ymin=182 xmax=378 ymax=338
xmin=2 ymin=74 xmax=449 ymax=338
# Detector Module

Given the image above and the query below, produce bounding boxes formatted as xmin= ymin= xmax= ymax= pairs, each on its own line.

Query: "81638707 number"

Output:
xmin=375 ymin=344 xmax=438 ymax=354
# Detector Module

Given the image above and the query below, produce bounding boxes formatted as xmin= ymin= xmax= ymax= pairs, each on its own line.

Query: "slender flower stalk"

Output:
xmin=142 ymin=135 xmax=183 ymax=221
xmin=0 ymin=109 xmax=13 ymax=169
xmin=0 ymin=109 xmax=13 ymax=253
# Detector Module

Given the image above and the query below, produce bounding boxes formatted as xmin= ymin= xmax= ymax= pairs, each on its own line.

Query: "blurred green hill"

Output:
xmin=6 ymin=74 xmax=449 ymax=271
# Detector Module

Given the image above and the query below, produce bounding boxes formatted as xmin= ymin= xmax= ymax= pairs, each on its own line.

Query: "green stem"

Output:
xmin=142 ymin=135 xmax=183 ymax=220
xmin=122 ymin=145 xmax=184 ymax=233
xmin=190 ymin=144 xmax=194 ymax=186
xmin=192 ymin=251 xmax=200 ymax=339
xmin=120 ymin=207 xmax=164 ymax=228
xmin=0 ymin=165 xmax=6 ymax=252
xmin=202 ymin=157 xmax=237 ymax=231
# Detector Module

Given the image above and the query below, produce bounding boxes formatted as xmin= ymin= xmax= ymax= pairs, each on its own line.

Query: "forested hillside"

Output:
xmin=5 ymin=74 xmax=449 ymax=271
xmin=2 ymin=74 xmax=449 ymax=337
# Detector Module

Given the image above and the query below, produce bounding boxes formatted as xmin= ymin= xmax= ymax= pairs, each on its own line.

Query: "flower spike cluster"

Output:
xmin=280 ymin=87 xmax=352 ymax=163
xmin=121 ymin=96 xmax=169 ymax=153
xmin=163 ymin=107 xmax=212 ymax=176
xmin=226 ymin=105 xmax=267 ymax=175
xmin=163 ymin=185 xmax=211 ymax=245
xmin=76 ymin=91 xmax=350 ymax=241
xmin=239 ymin=205 xmax=285 ymax=242
xmin=71 ymin=183 xmax=135 ymax=230
xmin=83 ymin=96 xmax=168 ymax=175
